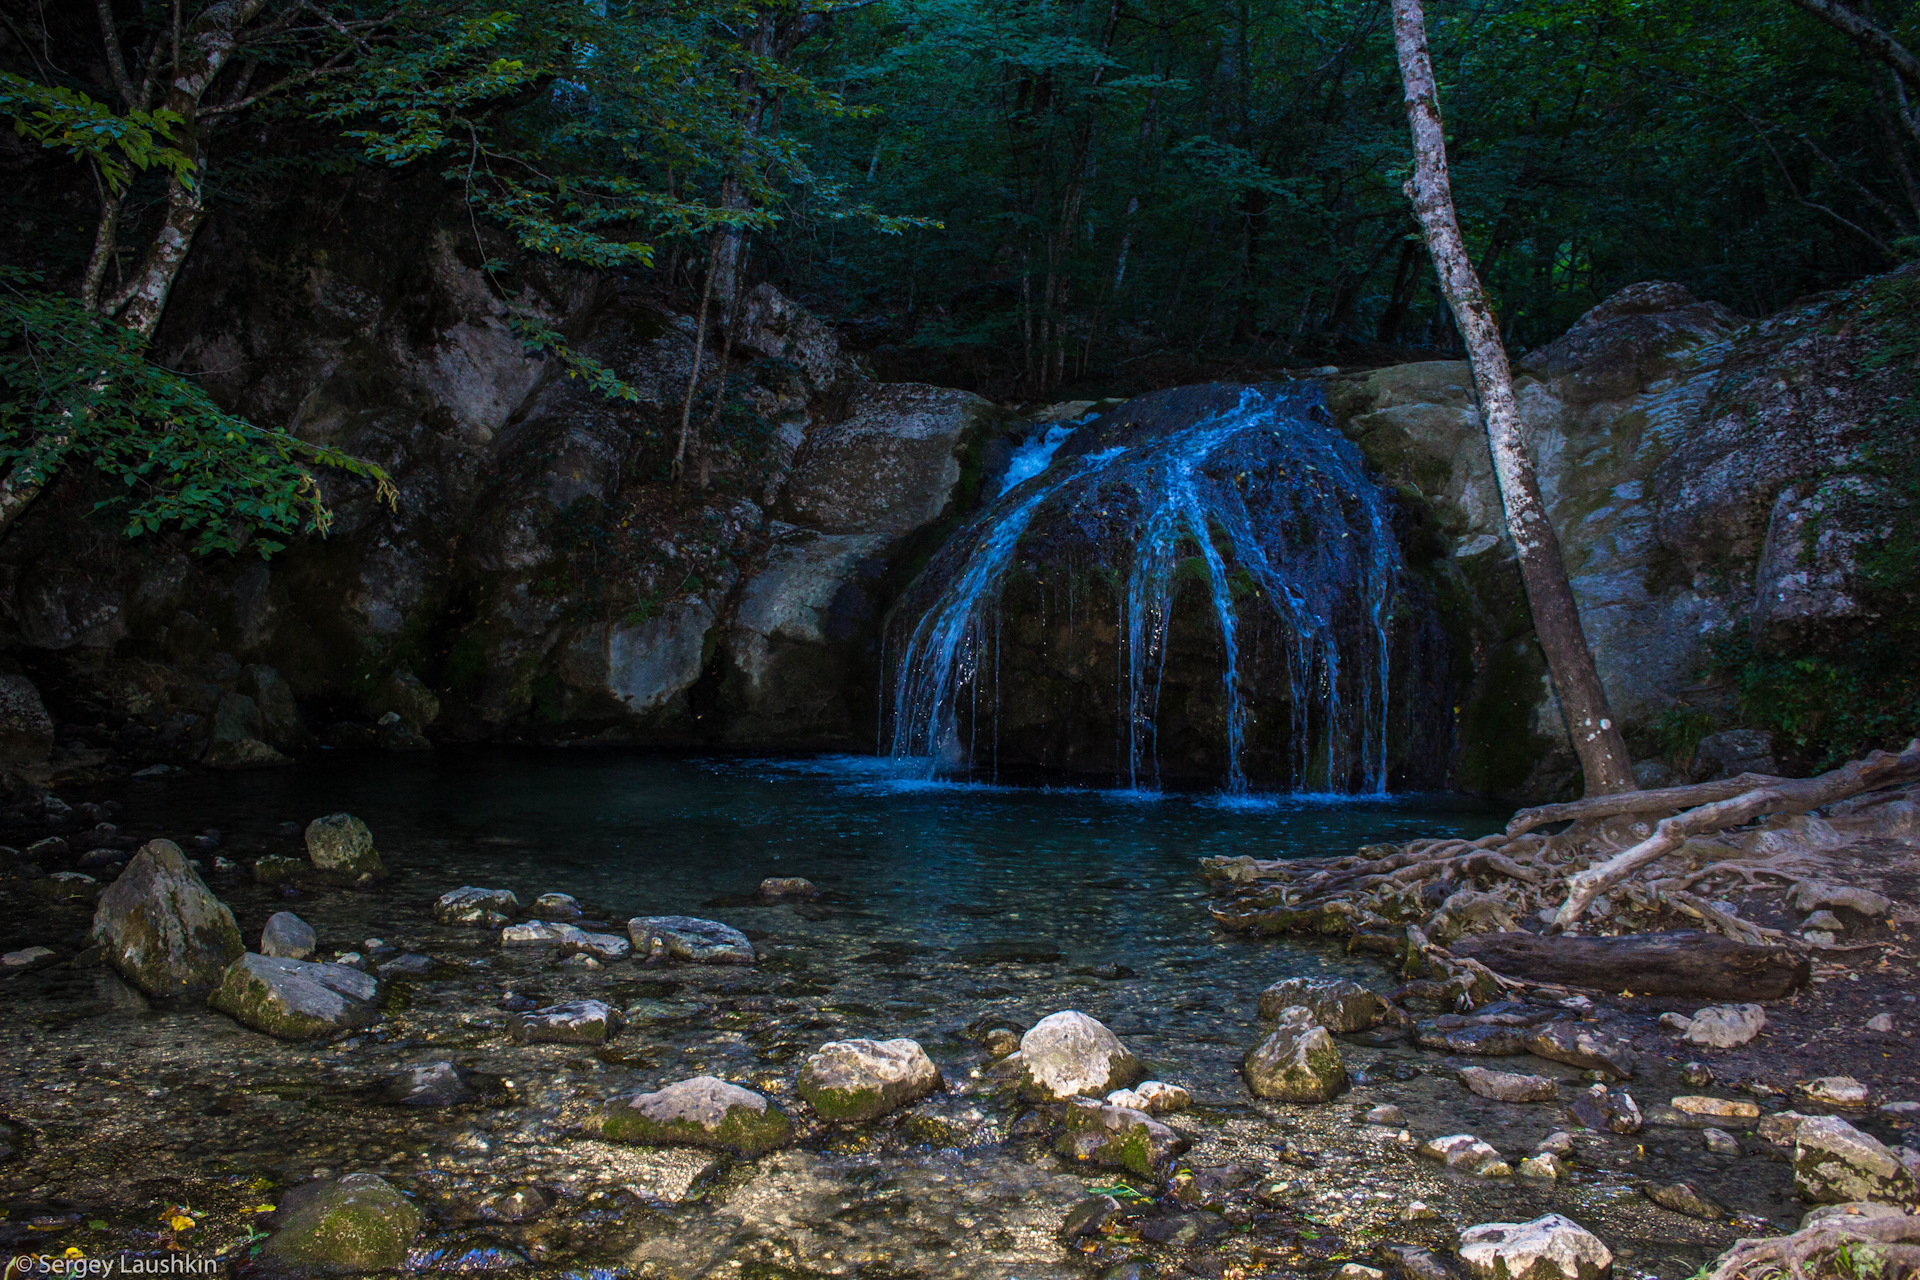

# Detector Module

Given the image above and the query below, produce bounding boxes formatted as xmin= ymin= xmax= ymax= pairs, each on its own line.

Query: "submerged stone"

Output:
xmin=261 ymin=1172 xmax=421 ymax=1272
xmin=513 ymin=1000 xmax=622 ymax=1045
xmin=628 ymin=915 xmax=755 ymax=964
xmin=1458 ymin=1067 xmax=1559 ymax=1103
xmin=1527 ymin=1022 xmax=1636 ymax=1077
xmin=436 ymin=886 xmax=520 ymax=926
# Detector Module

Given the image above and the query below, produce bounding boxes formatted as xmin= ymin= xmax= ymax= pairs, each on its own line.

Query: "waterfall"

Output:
xmin=883 ymin=384 xmax=1421 ymax=794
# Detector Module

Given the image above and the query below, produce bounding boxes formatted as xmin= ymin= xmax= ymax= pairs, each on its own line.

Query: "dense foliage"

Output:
xmin=774 ymin=0 xmax=1920 ymax=391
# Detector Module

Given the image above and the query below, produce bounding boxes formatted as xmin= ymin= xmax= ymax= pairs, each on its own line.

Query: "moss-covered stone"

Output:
xmin=91 ymin=840 xmax=243 ymax=999
xmin=208 ymin=953 xmax=381 ymax=1040
xmin=1053 ymin=1097 xmax=1190 ymax=1178
xmin=595 ymin=1076 xmax=792 ymax=1155
xmin=303 ymin=813 xmax=386 ymax=883
xmin=1242 ymin=1007 xmax=1349 ymax=1102
xmin=261 ymin=1173 xmax=421 ymax=1272
xmin=796 ymin=1038 xmax=941 ymax=1123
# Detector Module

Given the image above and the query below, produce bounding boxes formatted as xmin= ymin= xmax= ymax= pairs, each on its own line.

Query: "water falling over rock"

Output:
xmin=884 ymin=383 xmax=1449 ymax=792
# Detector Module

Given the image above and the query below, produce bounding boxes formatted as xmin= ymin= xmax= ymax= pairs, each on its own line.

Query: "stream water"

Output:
xmin=0 ymin=754 xmax=1807 ymax=1280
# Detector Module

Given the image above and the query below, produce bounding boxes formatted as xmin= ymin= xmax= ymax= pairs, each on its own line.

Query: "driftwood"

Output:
xmin=1506 ymin=773 xmax=1788 ymax=837
xmin=1706 ymin=1212 xmax=1920 ymax=1280
xmin=1554 ymin=740 xmax=1920 ymax=928
xmin=1201 ymin=738 xmax=1916 ymax=1013
xmin=1450 ymin=930 xmax=1811 ymax=999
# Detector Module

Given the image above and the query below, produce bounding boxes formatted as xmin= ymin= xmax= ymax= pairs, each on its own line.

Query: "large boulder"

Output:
xmin=595 ymin=1076 xmax=792 ymax=1155
xmin=1007 ymin=1011 xmax=1143 ymax=1102
xmin=628 ymin=915 xmax=754 ymax=965
xmin=304 ymin=814 xmax=386 ymax=882
xmin=796 ymin=1038 xmax=942 ymax=1122
xmin=1257 ymin=976 xmax=1383 ymax=1032
xmin=1793 ymin=1116 xmax=1920 ymax=1206
xmin=260 ymin=1173 xmax=421 ymax=1272
xmin=209 ymin=953 xmax=381 ymax=1040
xmin=1457 ymin=1214 xmax=1613 ymax=1280
xmin=1055 ymin=1098 xmax=1191 ymax=1178
xmin=1243 ymin=1006 xmax=1349 ymax=1102
xmin=91 ymin=839 xmax=243 ymax=998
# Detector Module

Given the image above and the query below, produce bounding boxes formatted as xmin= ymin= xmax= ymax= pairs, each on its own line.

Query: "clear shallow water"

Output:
xmin=126 ymin=750 xmax=1500 ymax=1048
xmin=130 ymin=749 xmax=1498 ymax=939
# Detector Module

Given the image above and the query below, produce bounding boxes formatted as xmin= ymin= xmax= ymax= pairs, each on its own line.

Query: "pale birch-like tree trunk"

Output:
xmin=1390 ymin=0 xmax=1636 ymax=796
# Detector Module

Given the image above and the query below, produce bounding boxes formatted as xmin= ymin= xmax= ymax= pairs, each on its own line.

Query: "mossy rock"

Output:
xmin=261 ymin=1173 xmax=420 ymax=1272
xmin=796 ymin=1038 xmax=941 ymax=1123
xmin=90 ymin=840 xmax=242 ymax=998
xmin=1242 ymin=1010 xmax=1349 ymax=1102
xmin=595 ymin=1076 xmax=792 ymax=1155
xmin=304 ymin=813 xmax=387 ymax=881
xmin=208 ymin=953 xmax=381 ymax=1040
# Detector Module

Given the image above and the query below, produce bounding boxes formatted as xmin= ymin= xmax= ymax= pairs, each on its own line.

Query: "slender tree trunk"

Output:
xmin=1390 ymin=0 xmax=1635 ymax=796
xmin=674 ymin=236 xmax=720 ymax=490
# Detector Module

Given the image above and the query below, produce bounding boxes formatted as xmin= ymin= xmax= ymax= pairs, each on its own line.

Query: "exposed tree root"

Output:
xmin=1705 ymin=1213 xmax=1920 ymax=1280
xmin=1202 ymin=739 xmax=1920 ymax=1004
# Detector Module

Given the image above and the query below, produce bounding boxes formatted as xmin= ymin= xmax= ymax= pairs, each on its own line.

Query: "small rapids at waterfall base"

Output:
xmin=884 ymin=384 xmax=1451 ymax=795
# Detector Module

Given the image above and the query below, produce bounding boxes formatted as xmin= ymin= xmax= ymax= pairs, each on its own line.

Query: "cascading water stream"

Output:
xmin=884 ymin=384 xmax=1422 ymax=794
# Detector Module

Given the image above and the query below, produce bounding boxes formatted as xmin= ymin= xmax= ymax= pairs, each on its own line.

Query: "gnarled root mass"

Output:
xmin=1204 ymin=739 xmax=1919 ymax=1002
xmin=1705 ymin=1212 xmax=1920 ymax=1280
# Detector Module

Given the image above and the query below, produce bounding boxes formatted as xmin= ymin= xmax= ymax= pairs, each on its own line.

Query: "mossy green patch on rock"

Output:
xmin=261 ymin=1173 xmax=421 ymax=1272
xmin=795 ymin=1038 xmax=942 ymax=1123
xmin=208 ymin=953 xmax=381 ymax=1040
xmin=596 ymin=1076 xmax=792 ymax=1155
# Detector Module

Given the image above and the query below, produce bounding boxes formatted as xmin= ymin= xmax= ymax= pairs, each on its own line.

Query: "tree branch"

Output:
xmin=1784 ymin=0 xmax=1920 ymax=93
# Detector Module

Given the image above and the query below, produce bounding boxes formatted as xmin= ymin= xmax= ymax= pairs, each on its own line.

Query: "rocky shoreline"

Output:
xmin=1 ymin=769 xmax=1916 ymax=1280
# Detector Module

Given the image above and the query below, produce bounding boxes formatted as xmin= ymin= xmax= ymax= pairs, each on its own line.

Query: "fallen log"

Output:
xmin=1506 ymin=773 xmax=1788 ymax=837
xmin=1449 ymin=930 xmax=1811 ymax=999
xmin=1553 ymin=739 xmax=1920 ymax=929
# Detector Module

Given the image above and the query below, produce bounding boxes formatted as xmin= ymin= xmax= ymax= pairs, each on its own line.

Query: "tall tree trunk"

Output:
xmin=1390 ymin=0 xmax=1635 ymax=797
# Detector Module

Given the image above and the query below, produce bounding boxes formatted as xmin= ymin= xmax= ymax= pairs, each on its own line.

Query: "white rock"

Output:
xmin=501 ymin=920 xmax=585 ymax=945
xmin=435 ymin=886 xmax=520 ymax=926
xmin=1419 ymin=1134 xmax=1505 ymax=1174
xmin=1684 ymin=1004 xmax=1765 ymax=1048
xmin=1 ymin=946 xmax=55 ymax=968
xmin=1338 ymin=1266 xmax=1385 ymax=1280
xmin=1517 ymin=1154 xmax=1565 ymax=1180
xmin=1867 ymin=1014 xmax=1895 ymax=1033
xmin=1130 ymin=1080 xmax=1191 ymax=1114
xmin=797 ymin=1038 xmax=942 ymax=1122
xmin=1457 ymin=1214 xmax=1613 ymax=1280
xmin=1011 ymin=1011 xmax=1142 ymax=1102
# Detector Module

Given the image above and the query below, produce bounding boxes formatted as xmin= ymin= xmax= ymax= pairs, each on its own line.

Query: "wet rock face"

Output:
xmin=1009 ymin=1011 xmax=1143 ymax=1103
xmin=209 ymin=953 xmax=382 ymax=1040
xmin=1793 ymin=1116 xmax=1920 ymax=1206
xmin=261 ymin=1172 xmax=422 ymax=1273
xmin=596 ymin=1076 xmax=792 ymax=1155
xmin=796 ymin=1038 xmax=942 ymax=1122
xmin=1527 ymin=1023 xmax=1636 ymax=1077
xmin=90 ymin=839 xmax=243 ymax=998
xmin=1456 ymin=1213 xmax=1614 ymax=1280
xmin=1242 ymin=1007 xmax=1349 ymax=1102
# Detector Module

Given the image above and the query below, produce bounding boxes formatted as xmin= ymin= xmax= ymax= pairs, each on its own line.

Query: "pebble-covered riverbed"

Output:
xmin=2 ymin=752 xmax=1915 ymax=1279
